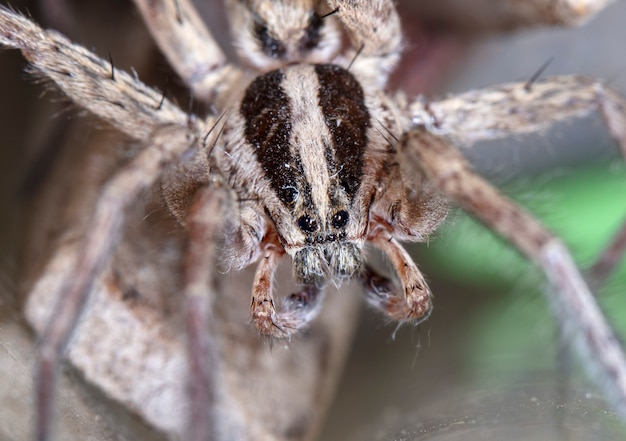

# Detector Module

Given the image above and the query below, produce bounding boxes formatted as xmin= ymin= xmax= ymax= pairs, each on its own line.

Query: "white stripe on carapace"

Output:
xmin=283 ymin=65 xmax=334 ymax=222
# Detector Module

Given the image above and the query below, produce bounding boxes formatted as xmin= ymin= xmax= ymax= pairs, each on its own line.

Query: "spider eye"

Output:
xmin=301 ymin=13 xmax=323 ymax=50
xmin=331 ymin=210 xmax=349 ymax=229
xmin=279 ymin=186 xmax=299 ymax=204
xmin=254 ymin=22 xmax=287 ymax=59
xmin=297 ymin=215 xmax=318 ymax=233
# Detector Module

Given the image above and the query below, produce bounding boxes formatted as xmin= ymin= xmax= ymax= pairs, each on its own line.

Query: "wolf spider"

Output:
xmin=1 ymin=0 xmax=626 ymax=440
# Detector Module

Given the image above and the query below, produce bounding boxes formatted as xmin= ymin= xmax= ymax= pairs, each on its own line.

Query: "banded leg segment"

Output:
xmin=405 ymin=127 xmax=626 ymax=419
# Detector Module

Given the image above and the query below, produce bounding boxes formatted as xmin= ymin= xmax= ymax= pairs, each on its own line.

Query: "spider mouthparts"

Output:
xmin=292 ymin=242 xmax=362 ymax=285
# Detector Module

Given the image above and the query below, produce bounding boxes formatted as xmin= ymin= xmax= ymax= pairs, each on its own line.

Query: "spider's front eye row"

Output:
xmin=331 ymin=210 xmax=349 ymax=229
xmin=254 ymin=22 xmax=286 ymax=59
xmin=298 ymin=215 xmax=318 ymax=233
xmin=297 ymin=211 xmax=349 ymax=235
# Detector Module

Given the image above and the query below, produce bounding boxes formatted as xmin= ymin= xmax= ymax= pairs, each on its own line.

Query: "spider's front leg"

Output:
xmin=0 ymin=10 xmax=220 ymax=439
xmin=250 ymin=244 xmax=325 ymax=339
xmin=404 ymin=126 xmax=626 ymax=420
xmin=362 ymin=230 xmax=432 ymax=324
xmin=363 ymin=161 xmax=448 ymax=323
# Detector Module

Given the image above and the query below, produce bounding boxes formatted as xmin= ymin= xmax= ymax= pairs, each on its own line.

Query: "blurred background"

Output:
xmin=1 ymin=1 xmax=626 ymax=440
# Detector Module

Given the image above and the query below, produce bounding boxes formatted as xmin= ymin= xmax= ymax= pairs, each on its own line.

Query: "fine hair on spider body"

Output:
xmin=1 ymin=0 xmax=626 ymax=440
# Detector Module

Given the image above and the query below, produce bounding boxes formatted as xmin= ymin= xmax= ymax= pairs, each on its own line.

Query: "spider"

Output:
xmin=1 ymin=0 xmax=626 ymax=440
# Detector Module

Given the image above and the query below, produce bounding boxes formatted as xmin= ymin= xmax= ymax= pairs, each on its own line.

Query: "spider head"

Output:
xmin=227 ymin=0 xmax=341 ymax=70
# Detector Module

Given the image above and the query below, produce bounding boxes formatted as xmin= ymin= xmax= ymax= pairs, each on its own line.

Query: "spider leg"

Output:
xmin=591 ymin=84 xmax=626 ymax=284
xmin=362 ymin=229 xmax=433 ymax=324
xmin=327 ymin=0 xmax=402 ymax=87
xmin=0 ymin=9 xmax=228 ymax=437
xmin=183 ymin=185 xmax=227 ymax=441
xmin=589 ymin=218 xmax=626 ymax=286
xmin=133 ymin=0 xmax=240 ymax=102
xmin=406 ymin=0 xmax=612 ymax=31
xmin=404 ymin=126 xmax=626 ymax=420
xmin=0 ymin=7 xmax=189 ymax=139
xmin=413 ymin=75 xmax=626 ymax=284
xmin=364 ymin=159 xmax=448 ymax=322
xmin=33 ymin=125 xmax=196 ymax=441
xmin=414 ymin=76 xmax=626 ymax=154
xmin=371 ymin=166 xmax=448 ymax=242
xmin=250 ymin=248 xmax=325 ymax=339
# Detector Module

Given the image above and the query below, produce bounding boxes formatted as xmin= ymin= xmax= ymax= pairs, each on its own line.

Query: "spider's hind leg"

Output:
xmin=588 ymin=85 xmax=626 ymax=285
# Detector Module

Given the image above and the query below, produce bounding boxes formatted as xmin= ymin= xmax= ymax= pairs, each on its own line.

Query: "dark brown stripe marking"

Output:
xmin=241 ymin=69 xmax=301 ymax=206
xmin=315 ymin=64 xmax=370 ymax=198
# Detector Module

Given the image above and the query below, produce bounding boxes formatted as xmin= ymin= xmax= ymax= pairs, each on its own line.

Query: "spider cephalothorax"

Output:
xmin=2 ymin=0 xmax=626 ymax=440
xmin=209 ymin=59 xmax=441 ymax=333
xmin=223 ymin=64 xmax=391 ymax=283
